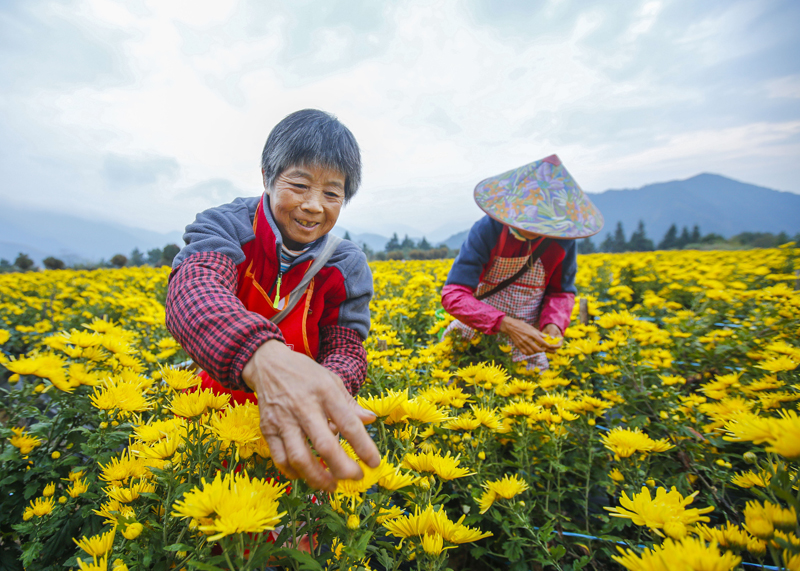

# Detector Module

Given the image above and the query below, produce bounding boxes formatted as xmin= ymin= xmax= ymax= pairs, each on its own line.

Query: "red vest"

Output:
xmin=200 ymin=197 xmax=346 ymax=403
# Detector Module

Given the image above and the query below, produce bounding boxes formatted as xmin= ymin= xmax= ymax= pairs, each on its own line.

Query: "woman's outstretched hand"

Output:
xmin=242 ymin=339 xmax=380 ymax=492
xmin=499 ymin=316 xmax=562 ymax=354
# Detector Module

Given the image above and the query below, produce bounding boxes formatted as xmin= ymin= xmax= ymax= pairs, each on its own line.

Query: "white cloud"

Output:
xmin=0 ymin=0 xmax=798 ymax=236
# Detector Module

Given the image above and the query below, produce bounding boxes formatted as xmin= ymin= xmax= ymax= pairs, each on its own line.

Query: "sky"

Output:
xmin=1 ymin=0 xmax=799 ymax=239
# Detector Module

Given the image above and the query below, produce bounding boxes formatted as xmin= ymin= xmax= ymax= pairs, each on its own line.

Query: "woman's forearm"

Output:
xmin=441 ymin=284 xmax=506 ymax=334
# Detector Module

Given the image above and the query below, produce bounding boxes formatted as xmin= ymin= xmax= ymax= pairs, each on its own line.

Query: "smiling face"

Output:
xmin=265 ymin=163 xmax=346 ymax=250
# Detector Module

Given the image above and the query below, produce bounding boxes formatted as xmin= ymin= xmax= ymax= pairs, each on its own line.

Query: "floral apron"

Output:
xmin=445 ymin=232 xmax=549 ymax=370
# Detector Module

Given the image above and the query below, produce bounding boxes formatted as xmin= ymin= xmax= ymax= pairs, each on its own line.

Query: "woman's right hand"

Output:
xmin=242 ymin=340 xmax=380 ymax=492
xmin=498 ymin=316 xmax=559 ymax=354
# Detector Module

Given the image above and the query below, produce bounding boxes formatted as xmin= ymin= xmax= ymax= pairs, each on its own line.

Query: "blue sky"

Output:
xmin=1 ymin=0 xmax=798 ymax=237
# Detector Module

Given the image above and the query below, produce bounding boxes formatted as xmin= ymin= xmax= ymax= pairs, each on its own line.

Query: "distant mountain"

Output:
xmin=333 ymin=229 xmax=390 ymax=252
xmin=0 ymin=201 xmax=183 ymax=265
xmin=441 ymin=230 xmax=469 ymax=250
xmin=3 ymin=173 xmax=797 ymax=265
xmin=589 ymin=173 xmax=800 ymax=243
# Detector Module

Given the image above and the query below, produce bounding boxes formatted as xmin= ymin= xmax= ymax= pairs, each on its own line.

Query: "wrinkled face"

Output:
xmin=265 ymin=164 xmax=346 ymax=250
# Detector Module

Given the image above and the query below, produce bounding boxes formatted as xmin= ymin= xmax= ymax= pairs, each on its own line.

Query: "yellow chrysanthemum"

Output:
xmin=757 ymin=355 xmax=798 ymax=373
xmin=601 ymin=427 xmax=674 ymax=458
xmin=335 ymin=458 xmax=397 ymax=497
xmin=67 ymin=478 xmax=90 ymax=498
xmin=26 ymin=496 xmax=56 ymax=517
xmin=471 ymin=406 xmax=502 ymax=429
xmin=132 ymin=418 xmax=186 ymax=443
xmin=605 ymin=486 xmax=714 ymax=538
xmin=442 ymin=413 xmax=481 ymax=431
xmin=104 ymin=479 xmax=155 ymax=503
xmin=383 ymin=504 xmax=491 ymax=545
xmin=8 ymin=427 xmax=43 ymax=455
xmin=172 ymin=471 xmax=287 ymax=541
xmin=402 ymin=451 xmax=474 ymax=480
xmin=159 ymin=366 xmax=201 ymax=390
xmin=395 ymin=398 xmax=451 ymax=425
xmin=74 ymin=528 xmax=115 ymax=557
xmin=693 ymin=522 xmax=752 ymax=550
xmin=357 ymin=388 xmax=408 ymax=418
xmin=730 ymin=470 xmax=771 ymax=489
xmin=477 ymin=474 xmax=529 ymax=514
xmin=90 ymin=377 xmax=153 ymax=413
xmin=206 ymin=402 xmax=261 ymax=450
xmin=93 ymin=499 xmax=135 ymax=526
xmin=99 ymin=452 xmax=149 ymax=484
xmin=613 ymin=536 xmax=740 ymax=571
xmin=76 ymin=555 xmax=108 ymax=571
xmin=168 ymin=388 xmax=230 ymax=418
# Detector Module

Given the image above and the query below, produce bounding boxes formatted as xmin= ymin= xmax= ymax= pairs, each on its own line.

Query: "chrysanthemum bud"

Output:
xmin=51 ymin=451 xmax=61 ymax=459
xmin=743 ymin=451 xmax=758 ymax=465
xmin=347 ymin=514 xmax=360 ymax=529
xmin=122 ymin=522 xmax=143 ymax=540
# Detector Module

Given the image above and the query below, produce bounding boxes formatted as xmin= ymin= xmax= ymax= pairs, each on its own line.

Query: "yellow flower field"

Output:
xmin=0 ymin=246 xmax=799 ymax=570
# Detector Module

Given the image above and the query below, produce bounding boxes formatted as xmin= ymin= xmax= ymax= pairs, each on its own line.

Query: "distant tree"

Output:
xmin=700 ymin=233 xmax=725 ymax=244
xmin=601 ymin=222 xmax=627 ymax=253
xmin=690 ymin=225 xmax=702 ymax=244
xmin=577 ymin=238 xmax=596 ymax=254
xmin=343 ymin=231 xmax=352 ymax=241
xmin=676 ymin=226 xmax=692 ymax=249
xmin=43 ymin=257 xmax=66 ymax=270
xmin=147 ymin=248 xmax=163 ymax=266
xmin=628 ymin=220 xmax=654 ymax=252
xmin=14 ymin=253 xmax=34 ymax=271
xmin=385 ymin=233 xmax=401 ymax=252
xmin=360 ymin=242 xmax=374 ymax=259
xmin=400 ymin=234 xmax=415 ymax=250
xmin=129 ymin=248 xmax=145 ymax=266
xmin=160 ymin=244 xmax=181 ymax=267
xmin=417 ymin=236 xmax=431 ymax=250
xmin=111 ymin=254 xmax=128 ymax=268
xmin=0 ymin=259 xmax=11 ymax=270
xmin=777 ymin=231 xmax=790 ymax=245
xmin=658 ymin=224 xmax=679 ymax=250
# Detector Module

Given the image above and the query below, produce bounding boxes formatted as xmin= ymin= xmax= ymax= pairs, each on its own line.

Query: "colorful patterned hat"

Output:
xmin=474 ymin=155 xmax=604 ymax=239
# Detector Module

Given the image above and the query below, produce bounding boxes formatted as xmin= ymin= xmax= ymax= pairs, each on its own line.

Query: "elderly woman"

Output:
xmin=165 ymin=109 xmax=379 ymax=492
xmin=442 ymin=155 xmax=603 ymax=370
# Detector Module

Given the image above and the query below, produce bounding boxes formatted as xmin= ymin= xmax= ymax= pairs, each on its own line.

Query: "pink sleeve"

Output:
xmin=441 ymin=284 xmax=506 ymax=335
xmin=538 ymin=292 xmax=575 ymax=335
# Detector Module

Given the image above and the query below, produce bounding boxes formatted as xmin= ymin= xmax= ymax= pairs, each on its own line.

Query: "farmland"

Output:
xmin=1 ymin=247 xmax=799 ymax=571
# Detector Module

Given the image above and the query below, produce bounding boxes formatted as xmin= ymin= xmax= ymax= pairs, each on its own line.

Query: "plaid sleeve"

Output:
xmin=317 ymin=325 xmax=367 ymax=396
xmin=165 ymin=251 xmax=285 ymax=391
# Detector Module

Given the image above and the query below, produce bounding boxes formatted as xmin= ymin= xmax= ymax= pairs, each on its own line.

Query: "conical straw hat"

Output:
xmin=474 ymin=155 xmax=604 ymax=239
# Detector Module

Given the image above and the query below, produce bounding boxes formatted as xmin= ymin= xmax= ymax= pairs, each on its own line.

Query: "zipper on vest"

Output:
xmin=272 ymin=271 xmax=282 ymax=309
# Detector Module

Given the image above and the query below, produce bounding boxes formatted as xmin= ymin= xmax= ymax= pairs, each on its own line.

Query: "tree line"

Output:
xmin=0 ymin=244 xmax=182 ymax=273
xmin=578 ymin=221 xmax=800 ymax=254
xmin=347 ymin=231 xmax=457 ymax=261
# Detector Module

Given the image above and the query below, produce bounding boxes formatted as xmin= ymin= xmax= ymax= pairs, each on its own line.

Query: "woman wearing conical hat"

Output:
xmin=442 ymin=155 xmax=604 ymax=370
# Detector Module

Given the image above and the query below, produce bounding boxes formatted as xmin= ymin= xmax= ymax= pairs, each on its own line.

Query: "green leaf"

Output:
xmin=187 ymin=561 xmax=226 ymax=571
xmin=165 ymin=543 xmax=195 ymax=552
xmin=278 ymin=548 xmax=324 ymax=571
xmin=572 ymin=554 xmax=592 ymax=571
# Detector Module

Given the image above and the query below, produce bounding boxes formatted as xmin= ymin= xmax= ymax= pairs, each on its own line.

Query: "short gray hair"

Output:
xmin=261 ymin=109 xmax=362 ymax=202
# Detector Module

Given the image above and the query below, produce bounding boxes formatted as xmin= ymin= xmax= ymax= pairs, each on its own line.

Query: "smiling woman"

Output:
xmin=165 ymin=109 xmax=380 ymax=492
